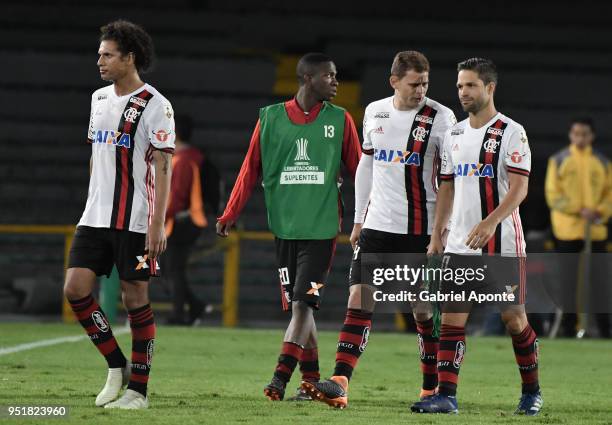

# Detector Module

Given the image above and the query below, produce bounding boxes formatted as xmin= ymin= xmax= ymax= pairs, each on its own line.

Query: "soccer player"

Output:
xmin=63 ymin=20 xmax=175 ymax=409
xmin=302 ymin=51 xmax=456 ymax=408
xmin=216 ymin=53 xmax=361 ymax=401
xmin=411 ymin=58 xmax=542 ymax=415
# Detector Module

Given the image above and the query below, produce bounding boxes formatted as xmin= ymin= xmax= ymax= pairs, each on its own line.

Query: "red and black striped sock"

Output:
xmin=68 ymin=294 xmax=126 ymax=368
xmin=273 ymin=342 xmax=304 ymax=384
xmin=127 ymin=304 xmax=156 ymax=397
xmin=333 ymin=308 xmax=372 ymax=380
xmin=416 ymin=318 xmax=439 ymax=391
xmin=511 ymin=324 xmax=540 ymax=394
xmin=300 ymin=347 xmax=320 ymax=383
xmin=437 ymin=324 xmax=465 ymax=397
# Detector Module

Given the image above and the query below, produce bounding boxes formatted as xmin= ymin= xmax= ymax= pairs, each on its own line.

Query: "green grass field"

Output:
xmin=1 ymin=323 xmax=611 ymax=424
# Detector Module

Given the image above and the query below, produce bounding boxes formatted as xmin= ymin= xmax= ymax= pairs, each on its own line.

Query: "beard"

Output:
xmin=462 ymin=97 xmax=487 ymax=113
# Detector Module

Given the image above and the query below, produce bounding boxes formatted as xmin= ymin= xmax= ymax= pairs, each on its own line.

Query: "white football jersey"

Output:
xmin=362 ymin=96 xmax=456 ymax=235
xmin=440 ymin=112 xmax=530 ymax=255
xmin=79 ymin=83 xmax=176 ymax=233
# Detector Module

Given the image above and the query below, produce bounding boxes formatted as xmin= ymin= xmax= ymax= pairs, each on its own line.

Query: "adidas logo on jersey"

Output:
xmin=374 ymin=149 xmax=421 ymax=166
xmin=93 ymin=130 xmax=131 ymax=148
xmin=373 ymin=126 xmax=384 ymax=134
xmin=454 ymin=163 xmax=495 ymax=178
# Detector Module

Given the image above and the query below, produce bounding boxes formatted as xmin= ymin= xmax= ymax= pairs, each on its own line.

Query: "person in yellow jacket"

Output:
xmin=545 ymin=117 xmax=611 ymax=338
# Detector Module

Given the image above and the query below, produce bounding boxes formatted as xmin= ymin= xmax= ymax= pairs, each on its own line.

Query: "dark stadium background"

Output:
xmin=1 ymin=0 xmax=611 ymax=328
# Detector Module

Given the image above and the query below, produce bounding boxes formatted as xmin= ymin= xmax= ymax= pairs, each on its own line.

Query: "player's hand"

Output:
xmin=350 ymin=223 xmax=363 ymax=250
xmin=580 ymin=208 xmax=601 ymax=223
xmin=465 ymin=217 xmax=498 ymax=250
xmin=427 ymin=234 xmax=444 ymax=256
xmin=441 ymin=228 xmax=449 ymax=248
xmin=216 ymin=220 xmax=233 ymax=237
xmin=146 ymin=220 xmax=167 ymax=259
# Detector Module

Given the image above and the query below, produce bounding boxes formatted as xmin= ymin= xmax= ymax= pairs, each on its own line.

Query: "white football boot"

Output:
xmin=104 ymin=389 xmax=149 ymax=409
xmin=95 ymin=362 xmax=131 ymax=407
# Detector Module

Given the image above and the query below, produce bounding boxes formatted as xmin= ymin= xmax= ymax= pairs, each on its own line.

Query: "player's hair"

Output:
xmin=457 ymin=58 xmax=498 ymax=85
xmin=390 ymin=51 xmax=430 ymax=77
xmin=296 ymin=52 xmax=334 ymax=85
xmin=175 ymin=114 xmax=194 ymax=142
xmin=570 ymin=117 xmax=595 ymax=133
xmin=100 ymin=20 xmax=155 ymax=74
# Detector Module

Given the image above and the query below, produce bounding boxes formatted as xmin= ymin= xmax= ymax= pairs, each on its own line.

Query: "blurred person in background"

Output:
xmin=545 ymin=117 xmax=611 ymax=338
xmin=164 ymin=114 xmax=208 ymax=325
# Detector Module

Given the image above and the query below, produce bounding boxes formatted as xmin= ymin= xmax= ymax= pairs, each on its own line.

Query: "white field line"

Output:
xmin=0 ymin=327 xmax=130 ymax=356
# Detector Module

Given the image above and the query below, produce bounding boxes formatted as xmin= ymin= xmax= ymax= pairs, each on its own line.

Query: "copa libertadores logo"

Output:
xmin=280 ymin=137 xmax=324 ymax=185
xmin=294 ymin=138 xmax=310 ymax=161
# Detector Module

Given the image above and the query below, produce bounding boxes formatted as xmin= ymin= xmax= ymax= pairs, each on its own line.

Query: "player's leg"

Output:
xmin=493 ymin=256 xmax=542 ymax=415
xmin=407 ymin=234 xmax=440 ymax=399
xmin=501 ymin=304 xmax=543 ymax=415
xmin=418 ymin=254 xmax=480 ymax=412
xmin=302 ymin=283 xmax=374 ymax=408
xmin=65 ymin=268 xmax=127 ymax=369
xmin=265 ymin=239 xmax=335 ymax=401
xmin=64 ymin=226 xmax=129 ymax=407
xmin=104 ymin=279 xmax=153 ymax=409
xmin=412 ymin=255 xmax=472 ymax=415
xmin=286 ymin=322 xmax=319 ymax=401
xmin=263 ymin=238 xmax=298 ymax=401
xmin=300 ymin=323 xmax=320 ymax=384
xmin=303 ymin=232 xmax=378 ymax=408
xmin=105 ymin=231 xmax=156 ymax=410
xmin=268 ymin=300 xmax=314 ymax=400
xmin=412 ymin=301 xmax=438 ymax=398
xmin=411 ymin=310 xmax=467 ymax=414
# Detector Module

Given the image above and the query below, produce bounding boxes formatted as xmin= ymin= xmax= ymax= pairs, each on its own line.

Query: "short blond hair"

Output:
xmin=391 ymin=51 xmax=429 ymax=77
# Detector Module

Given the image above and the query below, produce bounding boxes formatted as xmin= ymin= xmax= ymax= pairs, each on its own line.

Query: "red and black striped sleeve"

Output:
xmin=507 ymin=166 xmax=530 ymax=177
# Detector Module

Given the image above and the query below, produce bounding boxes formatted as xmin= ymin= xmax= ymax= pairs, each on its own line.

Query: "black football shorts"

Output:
xmin=275 ymin=238 xmax=336 ymax=311
xmin=68 ymin=225 xmax=158 ymax=281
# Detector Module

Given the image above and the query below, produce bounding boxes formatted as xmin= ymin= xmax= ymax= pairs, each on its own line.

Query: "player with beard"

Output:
xmin=411 ymin=58 xmax=542 ymax=415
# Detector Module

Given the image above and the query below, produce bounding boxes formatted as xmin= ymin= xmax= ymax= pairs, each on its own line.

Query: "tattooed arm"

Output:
xmin=147 ymin=150 xmax=172 ymax=258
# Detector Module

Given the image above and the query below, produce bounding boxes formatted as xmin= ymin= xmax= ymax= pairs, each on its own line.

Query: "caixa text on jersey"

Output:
xmin=92 ymin=130 xmax=131 ymax=148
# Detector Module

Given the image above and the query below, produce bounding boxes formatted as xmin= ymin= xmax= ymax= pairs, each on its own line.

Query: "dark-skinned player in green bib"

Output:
xmin=217 ymin=53 xmax=361 ymax=401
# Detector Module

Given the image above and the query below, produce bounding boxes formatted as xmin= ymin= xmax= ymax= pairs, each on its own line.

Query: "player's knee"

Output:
xmin=502 ymin=311 xmax=527 ymax=334
xmin=292 ymin=300 xmax=313 ymax=316
xmin=348 ymin=284 xmax=374 ymax=312
xmin=413 ymin=311 xmax=432 ymax=323
xmin=63 ymin=280 xmax=88 ymax=301
xmin=121 ymin=289 xmax=149 ymax=310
